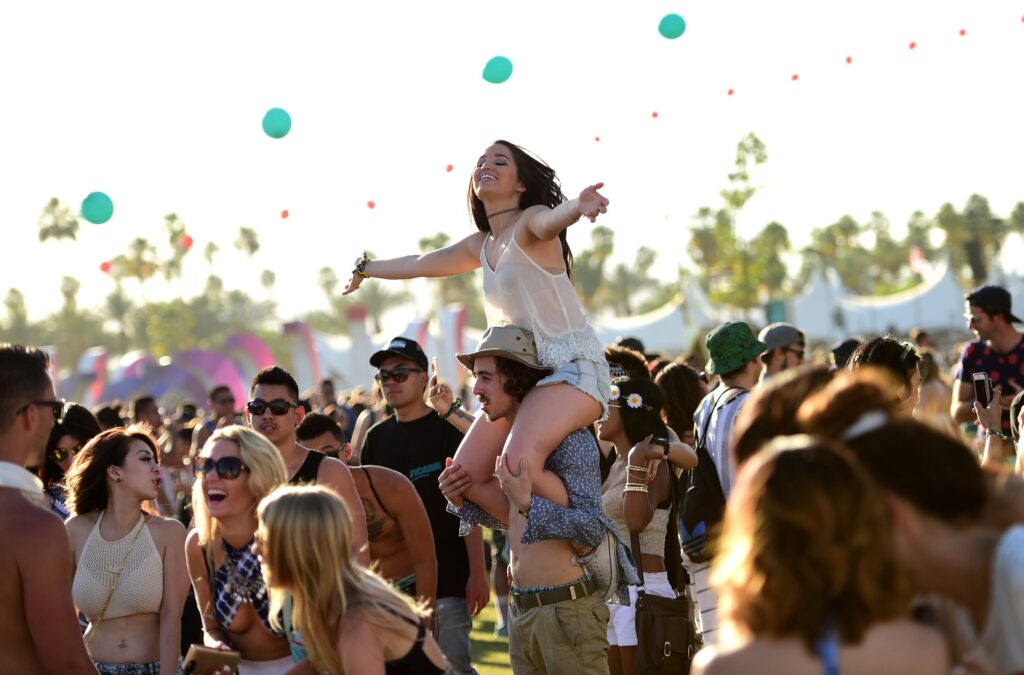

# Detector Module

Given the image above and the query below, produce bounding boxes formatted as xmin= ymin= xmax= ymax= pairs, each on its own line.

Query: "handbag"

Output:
xmin=631 ymin=475 xmax=702 ymax=674
xmin=679 ymin=387 xmax=743 ymax=563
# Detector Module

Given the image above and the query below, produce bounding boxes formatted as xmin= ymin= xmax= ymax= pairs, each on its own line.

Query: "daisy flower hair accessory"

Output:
xmin=626 ymin=393 xmax=644 ymax=409
xmin=609 ymin=384 xmax=621 ymax=400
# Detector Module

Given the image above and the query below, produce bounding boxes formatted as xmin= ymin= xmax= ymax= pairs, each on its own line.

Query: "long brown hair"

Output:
xmin=467 ymin=140 xmax=574 ymax=280
xmin=714 ymin=436 xmax=910 ymax=650
xmin=64 ymin=425 xmax=160 ymax=515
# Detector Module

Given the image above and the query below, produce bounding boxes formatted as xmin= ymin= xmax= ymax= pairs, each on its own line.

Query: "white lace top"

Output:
xmin=481 ymin=224 xmax=605 ymax=368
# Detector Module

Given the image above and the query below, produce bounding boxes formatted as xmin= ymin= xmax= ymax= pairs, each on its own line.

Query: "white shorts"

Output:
xmin=237 ymin=656 xmax=294 ymax=675
xmin=606 ymin=571 xmax=676 ymax=646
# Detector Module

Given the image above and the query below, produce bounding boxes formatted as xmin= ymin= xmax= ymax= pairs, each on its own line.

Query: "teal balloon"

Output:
xmin=81 ymin=192 xmax=113 ymax=224
xmin=482 ymin=56 xmax=513 ymax=84
xmin=658 ymin=13 xmax=687 ymax=39
xmin=262 ymin=108 xmax=292 ymax=139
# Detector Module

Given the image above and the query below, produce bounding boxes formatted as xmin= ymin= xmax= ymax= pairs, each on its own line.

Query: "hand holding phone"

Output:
xmin=973 ymin=372 xmax=993 ymax=408
xmin=183 ymin=644 xmax=240 ymax=674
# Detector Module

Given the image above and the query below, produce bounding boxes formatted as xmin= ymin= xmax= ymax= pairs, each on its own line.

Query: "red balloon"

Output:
xmin=594 ymin=136 xmax=601 ymax=142
xmin=651 ymin=111 xmax=658 ymax=118
xmin=367 ymin=201 xmax=375 ymax=209
xmin=181 ymin=234 xmax=194 ymax=251
xmin=100 ymin=261 xmax=112 ymax=274
xmin=959 ymin=29 xmax=966 ymax=36
xmin=281 ymin=209 xmax=289 ymax=219
xmin=727 ymin=88 xmax=734 ymax=96
xmin=791 ymin=73 xmax=799 ymax=81
xmin=909 ymin=41 xmax=917 ymax=49
xmin=446 ymin=164 xmax=453 ymax=173
xmin=846 ymin=56 xmax=852 ymax=64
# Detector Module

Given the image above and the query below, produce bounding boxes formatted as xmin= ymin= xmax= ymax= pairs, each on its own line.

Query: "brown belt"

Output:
xmin=511 ymin=578 xmax=595 ymax=610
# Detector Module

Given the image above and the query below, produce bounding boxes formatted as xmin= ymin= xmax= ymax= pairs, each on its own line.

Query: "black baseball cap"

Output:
xmin=966 ymin=285 xmax=1022 ymax=324
xmin=370 ymin=336 xmax=429 ymax=371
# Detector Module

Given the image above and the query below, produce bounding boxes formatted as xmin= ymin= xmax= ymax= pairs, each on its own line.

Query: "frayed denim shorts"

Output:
xmin=537 ymin=357 xmax=611 ymax=420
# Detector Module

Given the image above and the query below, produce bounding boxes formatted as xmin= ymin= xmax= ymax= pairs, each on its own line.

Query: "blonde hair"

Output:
xmin=713 ymin=436 xmax=910 ymax=650
xmin=191 ymin=426 xmax=287 ymax=547
xmin=258 ymin=485 xmax=428 ymax=675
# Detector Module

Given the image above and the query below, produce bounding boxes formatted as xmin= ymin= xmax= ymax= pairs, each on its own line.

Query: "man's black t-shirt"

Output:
xmin=361 ymin=410 xmax=468 ymax=599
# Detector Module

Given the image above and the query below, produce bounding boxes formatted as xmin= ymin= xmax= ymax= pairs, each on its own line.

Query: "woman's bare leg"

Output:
xmin=501 ymin=383 xmax=603 ymax=504
xmin=453 ymin=414 xmax=516 ymax=521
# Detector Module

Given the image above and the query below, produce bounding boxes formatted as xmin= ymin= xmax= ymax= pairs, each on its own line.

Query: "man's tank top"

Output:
xmin=289 ymin=450 xmax=326 ymax=485
xmin=481 ymin=223 xmax=604 ymax=368
xmin=601 ymin=479 xmax=670 ymax=558
xmin=73 ymin=512 xmax=163 ymax=620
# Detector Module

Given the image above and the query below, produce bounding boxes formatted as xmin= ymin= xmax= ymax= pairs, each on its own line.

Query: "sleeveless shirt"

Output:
xmin=289 ymin=450 xmax=326 ymax=485
xmin=601 ymin=479 xmax=671 ymax=558
xmin=481 ymin=224 xmax=605 ymax=368
xmin=73 ymin=512 xmax=163 ymax=620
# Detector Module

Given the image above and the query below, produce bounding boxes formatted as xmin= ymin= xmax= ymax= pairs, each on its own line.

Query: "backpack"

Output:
xmin=679 ymin=387 xmax=744 ymax=563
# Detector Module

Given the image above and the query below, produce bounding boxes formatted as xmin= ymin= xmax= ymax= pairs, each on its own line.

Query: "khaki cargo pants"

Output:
xmin=508 ymin=593 xmax=610 ymax=675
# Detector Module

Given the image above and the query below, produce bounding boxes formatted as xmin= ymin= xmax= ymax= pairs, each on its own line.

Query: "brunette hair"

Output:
xmin=845 ymin=336 xmax=920 ymax=397
xmin=494 ymin=357 xmax=547 ymax=402
xmin=798 ymin=370 xmax=985 ymax=525
xmin=655 ymin=361 xmax=706 ymax=439
xmin=64 ymin=425 xmax=160 ymax=515
xmin=713 ymin=436 xmax=910 ymax=651
xmin=0 ymin=344 xmax=51 ymax=436
xmin=611 ymin=376 xmax=668 ymax=445
xmin=604 ymin=344 xmax=650 ymax=380
xmin=467 ymin=140 xmax=574 ymax=280
xmin=732 ymin=364 xmax=834 ymax=465
xmin=250 ymin=366 xmax=301 ymax=403
xmin=41 ymin=403 xmax=102 ymax=488
xmin=297 ymin=412 xmax=344 ymax=444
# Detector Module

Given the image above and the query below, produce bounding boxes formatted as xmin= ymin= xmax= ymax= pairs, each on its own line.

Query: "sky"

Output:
xmin=2 ymin=0 xmax=1023 ymax=322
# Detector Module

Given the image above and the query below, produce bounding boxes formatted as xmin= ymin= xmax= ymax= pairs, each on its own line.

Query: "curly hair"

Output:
xmin=713 ymin=436 xmax=910 ymax=651
xmin=494 ymin=357 xmax=547 ymax=402
xmin=467 ymin=140 xmax=574 ymax=280
xmin=64 ymin=425 xmax=160 ymax=515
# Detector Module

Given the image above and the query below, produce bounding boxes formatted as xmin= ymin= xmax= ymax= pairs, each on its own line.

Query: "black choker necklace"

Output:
xmin=486 ymin=207 xmax=519 ymax=219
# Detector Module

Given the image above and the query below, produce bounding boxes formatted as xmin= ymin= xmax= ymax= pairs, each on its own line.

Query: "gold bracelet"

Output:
xmin=623 ymin=484 xmax=649 ymax=493
xmin=626 ymin=464 xmax=649 ymax=473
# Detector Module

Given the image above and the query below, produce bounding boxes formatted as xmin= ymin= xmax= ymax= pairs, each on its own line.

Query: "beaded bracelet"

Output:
xmin=626 ymin=464 xmax=649 ymax=473
xmin=354 ymin=252 xmax=370 ymax=279
xmin=443 ymin=398 xmax=463 ymax=420
xmin=986 ymin=428 xmax=1011 ymax=441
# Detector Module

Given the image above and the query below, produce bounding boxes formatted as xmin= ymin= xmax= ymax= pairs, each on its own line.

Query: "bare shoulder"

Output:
xmin=147 ymin=514 xmax=186 ymax=545
xmin=855 ymin=620 xmax=949 ymax=673
xmin=63 ymin=511 xmax=99 ymax=547
xmin=184 ymin=528 xmax=205 ymax=560
xmin=317 ymin=454 xmax=355 ymax=483
xmin=366 ymin=465 xmax=414 ymax=489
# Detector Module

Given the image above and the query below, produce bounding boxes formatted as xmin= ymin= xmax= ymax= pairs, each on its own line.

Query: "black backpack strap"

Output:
xmin=695 ymin=386 xmax=745 ymax=450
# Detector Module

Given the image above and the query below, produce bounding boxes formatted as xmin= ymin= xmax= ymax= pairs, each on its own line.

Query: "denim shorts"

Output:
xmin=536 ymin=357 xmax=611 ymax=420
xmin=94 ymin=660 xmax=181 ymax=675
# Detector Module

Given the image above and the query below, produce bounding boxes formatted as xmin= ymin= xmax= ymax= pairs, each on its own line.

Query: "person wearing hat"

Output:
xmin=441 ymin=325 xmax=636 ymax=675
xmin=360 ymin=336 xmax=489 ymax=675
xmin=690 ymin=321 xmax=766 ymax=647
xmin=952 ymin=286 xmax=1024 ymax=463
xmin=757 ymin=322 xmax=806 ymax=381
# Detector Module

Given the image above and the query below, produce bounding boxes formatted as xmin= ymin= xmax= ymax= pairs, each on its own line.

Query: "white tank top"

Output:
xmin=481 ymin=224 xmax=605 ymax=368
xmin=601 ymin=479 xmax=671 ymax=557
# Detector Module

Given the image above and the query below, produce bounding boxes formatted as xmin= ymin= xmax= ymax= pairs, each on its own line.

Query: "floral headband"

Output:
xmin=609 ymin=384 xmax=655 ymax=412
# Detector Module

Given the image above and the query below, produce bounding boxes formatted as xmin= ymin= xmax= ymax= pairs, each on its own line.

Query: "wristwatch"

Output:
xmin=653 ymin=436 xmax=671 ymax=459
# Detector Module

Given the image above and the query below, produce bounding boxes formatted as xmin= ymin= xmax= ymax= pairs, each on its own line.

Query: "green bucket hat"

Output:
xmin=705 ymin=321 xmax=767 ymax=376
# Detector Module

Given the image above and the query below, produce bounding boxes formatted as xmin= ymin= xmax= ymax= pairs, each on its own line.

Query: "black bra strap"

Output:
xmin=360 ymin=467 xmax=395 ymax=521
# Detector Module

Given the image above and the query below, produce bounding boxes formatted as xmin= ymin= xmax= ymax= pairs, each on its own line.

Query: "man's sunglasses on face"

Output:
xmin=246 ymin=398 xmax=299 ymax=416
xmin=49 ymin=443 xmax=82 ymax=464
xmin=15 ymin=399 xmax=65 ymax=424
xmin=193 ymin=456 xmax=248 ymax=480
xmin=374 ymin=367 xmax=423 ymax=384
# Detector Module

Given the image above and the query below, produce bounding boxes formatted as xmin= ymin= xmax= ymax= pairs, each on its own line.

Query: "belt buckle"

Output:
xmin=570 ymin=584 xmax=577 ymax=600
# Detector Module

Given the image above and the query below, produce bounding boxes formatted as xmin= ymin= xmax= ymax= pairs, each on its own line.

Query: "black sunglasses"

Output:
xmin=16 ymin=399 xmax=65 ymax=423
xmin=246 ymin=398 xmax=298 ymax=416
xmin=49 ymin=443 xmax=82 ymax=464
xmin=374 ymin=367 xmax=424 ymax=384
xmin=193 ymin=456 xmax=249 ymax=480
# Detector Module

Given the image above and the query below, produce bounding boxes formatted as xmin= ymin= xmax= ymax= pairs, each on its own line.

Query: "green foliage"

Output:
xmin=37 ymin=198 xmax=79 ymax=242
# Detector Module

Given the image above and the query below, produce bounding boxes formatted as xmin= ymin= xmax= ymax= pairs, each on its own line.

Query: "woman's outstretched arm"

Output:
xmin=523 ymin=183 xmax=609 ymax=242
xmin=343 ymin=230 xmax=486 ymax=294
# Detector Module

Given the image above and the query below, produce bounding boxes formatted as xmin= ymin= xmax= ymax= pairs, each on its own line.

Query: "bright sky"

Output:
xmin=3 ymin=1 xmax=1023 ymax=322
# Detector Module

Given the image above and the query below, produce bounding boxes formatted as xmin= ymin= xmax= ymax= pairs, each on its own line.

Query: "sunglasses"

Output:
xmin=246 ymin=398 xmax=298 ymax=416
xmin=15 ymin=399 xmax=65 ymax=423
xmin=374 ymin=367 xmax=424 ymax=384
xmin=193 ymin=456 xmax=249 ymax=480
xmin=49 ymin=443 xmax=82 ymax=464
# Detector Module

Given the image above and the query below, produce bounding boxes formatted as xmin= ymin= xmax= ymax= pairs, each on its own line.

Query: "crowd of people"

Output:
xmin=2 ymin=139 xmax=1023 ymax=674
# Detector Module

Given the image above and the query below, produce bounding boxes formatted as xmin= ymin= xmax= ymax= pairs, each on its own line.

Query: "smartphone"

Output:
xmin=973 ymin=372 xmax=993 ymax=408
xmin=183 ymin=644 xmax=241 ymax=674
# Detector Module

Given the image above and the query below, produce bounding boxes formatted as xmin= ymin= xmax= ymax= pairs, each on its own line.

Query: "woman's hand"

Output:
xmin=439 ymin=458 xmax=472 ymax=508
xmin=495 ymin=454 xmax=532 ymax=511
xmin=577 ymin=183 xmax=609 ymax=223
xmin=974 ymin=386 xmax=1003 ymax=432
xmin=342 ymin=256 xmax=366 ymax=295
xmin=426 ymin=362 xmax=454 ymax=414
xmin=627 ymin=435 xmax=664 ymax=483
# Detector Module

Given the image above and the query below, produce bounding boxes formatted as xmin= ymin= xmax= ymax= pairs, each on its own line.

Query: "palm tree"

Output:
xmin=260 ymin=269 xmax=276 ymax=299
xmin=204 ymin=241 xmax=219 ymax=266
xmin=235 ymin=227 xmax=260 ymax=257
xmin=37 ymin=198 xmax=79 ymax=242
xmin=114 ymin=237 xmax=159 ymax=302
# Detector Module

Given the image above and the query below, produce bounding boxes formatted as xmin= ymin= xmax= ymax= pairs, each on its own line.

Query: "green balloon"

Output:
xmin=81 ymin=192 xmax=113 ymax=224
xmin=482 ymin=56 xmax=513 ymax=84
xmin=262 ymin=108 xmax=292 ymax=139
xmin=658 ymin=13 xmax=687 ymax=39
